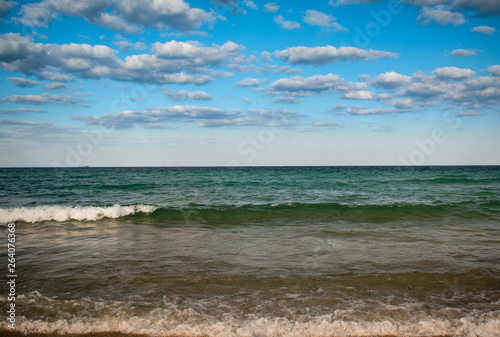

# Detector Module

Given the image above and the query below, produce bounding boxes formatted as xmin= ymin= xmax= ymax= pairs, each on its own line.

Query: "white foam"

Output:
xmin=2 ymin=292 xmax=499 ymax=337
xmin=0 ymin=204 xmax=157 ymax=223
xmin=5 ymin=314 xmax=500 ymax=337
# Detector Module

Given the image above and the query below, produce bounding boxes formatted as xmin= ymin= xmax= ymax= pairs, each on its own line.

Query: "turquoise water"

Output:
xmin=0 ymin=166 xmax=499 ymax=336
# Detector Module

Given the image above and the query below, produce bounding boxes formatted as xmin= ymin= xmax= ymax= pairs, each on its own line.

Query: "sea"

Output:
xmin=0 ymin=166 xmax=499 ymax=337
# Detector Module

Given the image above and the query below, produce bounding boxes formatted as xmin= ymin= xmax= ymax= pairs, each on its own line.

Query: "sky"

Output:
xmin=0 ymin=0 xmax=499 ymax=167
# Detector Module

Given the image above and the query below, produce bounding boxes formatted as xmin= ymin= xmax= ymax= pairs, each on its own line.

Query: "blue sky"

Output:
xmin=0 ymin=0 xmax=499 ymax=167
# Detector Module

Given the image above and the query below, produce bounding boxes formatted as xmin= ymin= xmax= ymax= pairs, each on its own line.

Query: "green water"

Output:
xmin=0 ymin=166 xmax=499 ymax=336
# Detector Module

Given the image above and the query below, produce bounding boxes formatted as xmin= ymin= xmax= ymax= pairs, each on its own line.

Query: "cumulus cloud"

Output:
xmin=417 ymin=5 xmax=466 ymax=26
xmin=227 ymin=63 xmax=301 ymax=75
xmin=73 ymin=105 xmax=235 ymax=129
xmin=441 ymin=74 xmax=500 ymax=108
xmin=471 ymin=25 xmax=496 ymax=35
xmin=450 ymin=49 xmax=477 ymax=57
xmin=15 ymin=3 xmax=53 ymax=27
xmin=329 ymin=0 xmax=379 ymax=5
xmin=275 ymin=45 xmax=397 ymax=65
xmin=269 ymin=73 xmax=370 ymax=104
xmin=14 ymin=0 xmax=216 ymax=33
xmin=487 ymin=65 xmax=500 ymax=76
xmin=152 ymin=40 xmax=243 ymax=66
xmin=0 ymin=33 xmax=243 ymax=85
xmin=399 ymin=82 xmax=450 ymax=100
xmin=261 ymin=51 xmax=272 ymax=62
xmin=302 ymin=9 xmax=348 ymax=32
xmin=331 ymin=103 xmax=346 ymax=112
xmin=243 ymin=0 xmax=257 ymax=10
xmin=274 ymin=15 xmax=301 ymax=29
xmin=432 ymin=66 xmax=476 ymax=79
xmin=264 ymin=2 xmax=280 ymax=12
xmin=0 ymin=0 xmax=17 ymax=18
xmin=0 ymin=93 xmax=84 ymax=105
xmin=272 ymin=97 xmax=303 ymax=104
xmin=7 ymin=77 xmax=40 ymax=88
xmin=43 ymin=82 xmax=66 ymax=91
xmin=386 ymin=98 xmax=415 ymax=109
xmin=452 ymin=0 xmax=500 ymax=16
xmin=271 ymin=74 xmax=347 ymax=93
xmin=456 ymin=110 xmax=483 ymax=117
xmin=163 ymin=89 xmax=212 ymax=101
xmin=38 ymin=71 xmax=76 ymax=82
xmin=73 ymin=105 xmax=300 ymax=129
xmin=371 ymin=71 xmax=411 ymax=89
xmin=341 ymin=90 xmax=375 ymax=100
xmin=235 ymin=78 xmax=259 ymax=87
xmin=346 ymin=106 xmax=396 ymax=115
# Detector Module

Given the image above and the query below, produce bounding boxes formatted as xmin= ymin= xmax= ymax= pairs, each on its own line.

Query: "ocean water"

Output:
xmin=0 ymin=166 xmax=499 ymax=337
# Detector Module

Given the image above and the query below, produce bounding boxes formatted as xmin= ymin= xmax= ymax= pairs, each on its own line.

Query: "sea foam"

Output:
xmin=0 ymin=204 xmax=157 ymax=223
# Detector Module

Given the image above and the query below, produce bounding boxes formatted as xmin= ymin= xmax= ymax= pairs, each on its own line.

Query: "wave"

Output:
xmin=1 ymin=291 xmax=499 ymax=337
xmin=1 ymin=201 xmax=497 ymax=224
xmin=0 ymin=204 xmax=157 ymax=223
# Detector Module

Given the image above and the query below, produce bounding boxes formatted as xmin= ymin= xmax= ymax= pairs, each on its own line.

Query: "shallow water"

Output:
xmin=1 ymin=166 xmax=499 ymax=336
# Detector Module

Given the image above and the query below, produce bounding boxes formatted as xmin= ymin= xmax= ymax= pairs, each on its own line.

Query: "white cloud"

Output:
xmin=243 ymin=0 xmax=257 ymax=9
xmin=471 ymin=25 xmax=496 ymax=35
xmin=0 ymin=108 xmax=46 ymax=115
xmin=163 ymin=89 xmax=212 ymax=101
xmin=74 ymin=106 xmax=300 ymax=129
xmin=269 ymin=73 xmax=369 ymax=102
xmin=450 ymin=49 xmax=477 ymax=57
xmin=432 ymin=66 xmax=476 ymax=79
xmin=272 ymin=97 xmax=303 ymax=104
xmin=270 ymin=73 xmax=341 ymax=93
xmin=15 ymin=3 xmax=53 ymax=27
xmin=302 ymin=9 xmax=348 ymax=32
xmin=0 ymin=34 xmax=243 ymax=85
xmin=444 ymin=75 xmax=500 ymax=108
xmin=371 ymin=71 xmax=411 ymax=89
xmin=14 ymin=0 xmax=216 ymax=33
xmin=346 ymin=106 xmax=396 ymax=115
xmin=312 ymin=121 xmax=337 ymax=126
xmin=329 ymin=0 xmax=379 ymax=5
xmin=417 ymin=5 xmax=466 ymax=26
xmin=399 ymin=82 xmax=450 ymax=99
xmin=487 ymin=65 xmax=500 ymax=76
xmin=74 ymin=105 xmax=236 ymax=129
xmin=43 ymin=82 xmax=66 ymax=91
xmin=274 ymin=46 xmax=398 ymax=65
xmin=0 ymin=0 xmax=17 ymax=18
xmin=0 ymin=118 xmax=75 ymax=137
xmin=452 ymin=0 xmax=500 ymax=16
xmin=133 ymin=42 xmax=147 ymax=50
xmin=261 ymin=51 xmax=272 ymax=62
xmin=0 ymin=93 xmax=84 ymax=105
xmin=7 ymin=77 xmax=40 ymax=88
xmin=456 ymin=110 xmax=483 ymax=117
xmin=341 ymin=90 xmax=375 ymax=100
xmin=38 ymin=71 xmax=76 ymax=82
xmin=386 ymin=98 xmax=414 ymax=109
xmin=274 ymin=15 xmax=301 ymax=29
xmin=264 ymin=2 xmax=280 ymax=12
xmin=152 ymin=40 xmax=243 ymax=66
xmin=93 ymin=12 xmax=139 ymax=34
xmin=331 ymin=103 xmax=346 ymax=112
xmin=235 ymin=78 xmax=259 ymax=87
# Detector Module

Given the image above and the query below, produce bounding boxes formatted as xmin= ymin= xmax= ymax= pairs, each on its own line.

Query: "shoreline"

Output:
xmin=0 ymin=331 xmax=451 ymax=337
